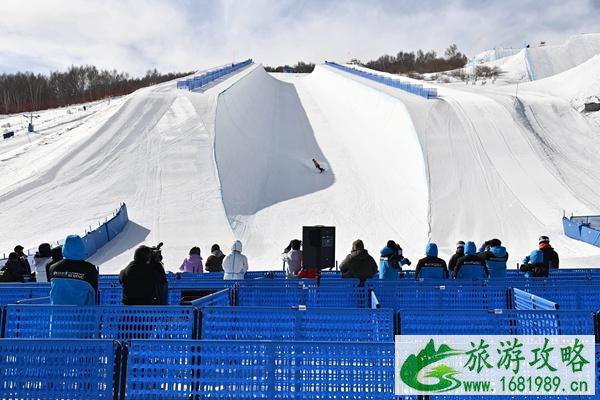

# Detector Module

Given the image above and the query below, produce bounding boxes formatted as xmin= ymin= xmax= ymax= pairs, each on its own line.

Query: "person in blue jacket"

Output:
xmin=454 ymin=241 xmax=488 ymax=278
xmin=477 ymin=238 xmax=508 ymax=278
xmin=415 ymin=243 xmax=448 ymax=279
xmin=378 ymin=242 xmax=410 ymax=280
xmin=48 ymin=235 xmax=98 ymax=305
xmin=519 ymin=249 xmax=548 ymax=277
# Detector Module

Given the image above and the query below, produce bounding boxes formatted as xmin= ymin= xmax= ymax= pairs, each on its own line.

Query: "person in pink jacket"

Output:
xmin=179 ymin=247 xmax=203 ymax=273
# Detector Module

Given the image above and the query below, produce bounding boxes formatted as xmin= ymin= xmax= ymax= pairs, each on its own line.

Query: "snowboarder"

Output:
xmin=312 ymin=158 xmax=325 ymax=173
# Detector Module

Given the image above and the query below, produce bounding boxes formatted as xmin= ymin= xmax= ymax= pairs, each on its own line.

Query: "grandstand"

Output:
xmin=0 ymin=269 xmax=598 ymax=399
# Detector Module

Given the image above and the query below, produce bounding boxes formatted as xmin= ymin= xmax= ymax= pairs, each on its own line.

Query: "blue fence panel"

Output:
xmin=3 ymin=305 xmax=197 ymax=339
xmin=519 ymin=284 xmax=600 ymax=310
xmin=236 ymin=284 xmax=368 ymax=308
xmin=0 ymin=339 xmax=119 ymax=399
xmin=190 ymin=288 xmax=232 ymax=308
xmin=200 ymin=306 xmax=394 ymax=341
xmin=372 ymin=284 xmax=509 ymax=310
xmin=512 ymin=288 xmax=559 ymax=310
xmin=125 ymin=340 xmax=396 ymax=399
xmin=177 ymin=59 xmax=253 ymax=91
xmin=0 ymin=283 xmax=51 ymax=305
xmin=580 ymin=225 xmax=600 ymax=247
xmin=563 ymin=216 xmax=582 ymax=240
xmin=398 ymin=309 xmax=594 ymax=336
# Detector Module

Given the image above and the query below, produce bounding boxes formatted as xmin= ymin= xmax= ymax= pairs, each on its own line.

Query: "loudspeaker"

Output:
xmin=302 ymin=226 xmax=336 ymax=270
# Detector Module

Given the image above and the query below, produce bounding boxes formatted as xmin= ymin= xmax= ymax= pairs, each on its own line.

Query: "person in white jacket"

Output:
xmin=222 ymin=240 xmax=248 ymax=280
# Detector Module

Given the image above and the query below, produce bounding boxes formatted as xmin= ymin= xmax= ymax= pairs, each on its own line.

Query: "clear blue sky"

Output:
xmin=1 ymin=0 xmax=599 ymax=76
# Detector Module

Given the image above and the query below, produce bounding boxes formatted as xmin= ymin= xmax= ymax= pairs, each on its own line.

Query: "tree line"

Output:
xmin=0 ymin=65 xmax=193 ymax=114
xmin=264 ymin=61 xmax=315 ymax=73
xmin=358 ymin=44 xmax=468 ymax=75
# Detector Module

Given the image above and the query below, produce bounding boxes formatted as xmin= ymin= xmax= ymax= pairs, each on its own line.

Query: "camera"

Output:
xmin=150 ymin=242 xmax=164 ymax=264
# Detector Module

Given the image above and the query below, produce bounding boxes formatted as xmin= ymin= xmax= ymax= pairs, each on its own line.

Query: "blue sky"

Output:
xmin=1 ymin=0 xmax=599 ymax=76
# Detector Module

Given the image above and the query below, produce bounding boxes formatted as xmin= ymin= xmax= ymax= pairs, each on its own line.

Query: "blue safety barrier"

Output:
xmin=398 ymin=309 xmax=594 ymax=336
xmin=124 ymin=339 xmax=397 ymax=399
xmin=82 ymin=203 xmax=129 ymax=258
xmin=177 ymin=59 xmax=253 ymax=91
xmin=563 ymin=214 xmax=600 ymax=248
xmin=0 ymin=339 xmax=120 ymax=399
xmin=190 ymin=288 xmax=232 ymax=308
xmin=372 ymin=283 xmax=509 ymax=309
xmin=3 ymin=305 xmax=197 ymax=339
xmin=236 ymin=283 xmax=368 ymax=308
xmin=0 ymin=283 xmax=51 ymax=306
xmin=199 ymin=306 xmax=394 ymax=341
xmin=518 ymin=284 xmax=600 ymax=310
xmin=325 ymin=61 xmax=438 ymax=99
xmin=512 ymin=288 xmax=559 ymax=310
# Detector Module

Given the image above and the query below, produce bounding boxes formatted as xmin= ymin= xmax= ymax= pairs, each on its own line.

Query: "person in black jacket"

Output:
xmin=339 ymin=240 xmax=378 ymax=282
xmin=120 ymin=245 xmax=167 ymax=305
xmin=537 ymin=236 xmax=559 ymax=270
xmin=0 ymin=252 xmax=26 ymax=282
xmin=448 ymin=241 xmax=465 ymax=273
xmin=13 ymin=245 xmax=31 ymax=276
xmin=454 ymin=241 xmax=489 ymax=278
xmin=415 ymin=243 xmax=448 ymax=279
xmin=205 ymin=244 xmax=225 ymax=272
xmin=45 ymin=246 xmax=63 ymax=282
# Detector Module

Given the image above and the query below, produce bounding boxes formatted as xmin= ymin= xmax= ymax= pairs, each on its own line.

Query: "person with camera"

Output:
xmin=378 ymin=240 xmax=411 ymax=280
xmin=120 ymin=244 xmax=168 ymax=305
xmin=48 ymin=235 xmax=98 ymax=305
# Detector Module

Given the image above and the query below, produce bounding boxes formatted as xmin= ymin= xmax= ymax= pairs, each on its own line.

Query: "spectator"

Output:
xmin=33 ymin=243 xmax=52 ymax=282
xmin=179 ymin=247 xmax=203 ymax=273
xmin=0 ymin=252 xmax=26 ymax=282
xmin=120 ymin=245 xmax=167 ymax=305
xmin=415 ymin=243 xmax=448 ymax=279
xmin=339 ymin=239 xmax=378 ymax=282
xmin=222 ymin=240 xmax=248 ymax=280
xmin=448 ymin=241 xmax=465 ymax=273
xmin=454 ymin=241 xmax=488 ymax=279
xmin=520 ymin=249 xmax=548 ymax=277
xmin=477 ymin=238 xmax=508 ymax=278
xmin=48 ymin=235 xmax=98 ymax=306
xmin=205 ymin=244 xmax=225 ymax=272
xmin=379 ymin=241 xmax=410 ymax=280
xmin=45 ymin=246 xmax=63 ymax=282
xmin=538 ymin=236 xmax=559 ymax=270
xmin=283 ymin=239 xmax=302 ymax=278
xmin=14 ymin=244 xmax=31 ymax=276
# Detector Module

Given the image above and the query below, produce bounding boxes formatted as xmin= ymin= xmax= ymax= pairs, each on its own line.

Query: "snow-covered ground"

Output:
xmin=1 ymin=34 xmax=600 ymax=272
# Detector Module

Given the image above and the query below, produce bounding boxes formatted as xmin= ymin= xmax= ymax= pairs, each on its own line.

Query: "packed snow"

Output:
xmin=1 ymin=34 xmax=600 ymax=272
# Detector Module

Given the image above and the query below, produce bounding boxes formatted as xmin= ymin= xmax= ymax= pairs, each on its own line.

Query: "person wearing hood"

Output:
xmin=33 ymin=243 xmax=52 ymax=282
xmin=477 ymin=238 xmax=508 ymax=278
xmin=205 ymin=244 xmax=225 ymax=272
xmin=222 ymin=240 xmax=248 ymax=280
xmin=520 ymin=249 xmax=548 ymax=277
xmin=0 ymin=252 xmax=26 ymax=282
xmin=454 ymin=241 xmax=489 ymax=279
xmin=48 ymin=235 xmax=98 ymax=306
xmin=13 ymin=244 xmax=31 ymax=277
xmin=283 ymin=239 xmax=302 ymax=278
xmin=120 ymin=245 xmax=167 ymax=305
xmin=180 ymin=247 xmax=203 ymax=273
xmin=339 ymin=240 xmax=378 ymax=282
xmin=379 ymin=241 xmax=410 ymax=280
xmin=537 ymin=236 xmax=559 ymax=270
xmin=415 ymin=243 xmax=448 ymax=279
xmin=448 ymin=241 xmax=465 ymax=273
xmin=45 ymin=246 xmax=63 ymax=282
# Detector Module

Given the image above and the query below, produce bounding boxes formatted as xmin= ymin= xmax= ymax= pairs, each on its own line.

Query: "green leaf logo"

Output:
xmin=400 ymin=339 xmax=464 ymax=392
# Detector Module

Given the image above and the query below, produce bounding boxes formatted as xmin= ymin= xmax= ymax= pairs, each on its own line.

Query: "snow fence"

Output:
xmin=176 ymin=59 xmax=253 ymax=91
xmin=563 ymin=215 xmax=600 ymax=248
xmin=325 ymin=61 xmax=438 ymax=99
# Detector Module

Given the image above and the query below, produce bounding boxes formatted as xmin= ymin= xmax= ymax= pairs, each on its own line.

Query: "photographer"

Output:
xmin=120 ymin=244 xmax=168 ymax=305
xmin=378 ymin=240 xmax=411 ymax=280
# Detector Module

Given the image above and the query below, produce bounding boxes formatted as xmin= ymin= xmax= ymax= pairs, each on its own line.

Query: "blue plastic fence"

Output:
xmin=124 ymin=339 xmax=397 ymax=399
xmin=512 ymin=287 xmax=559 ymax=310
xmin=325 ymin=61 xmax=438 ymax=99
xmin=177 ymin=59 xmax=253 ymax=91
xmin=517 ymin=284 xmax=600 ymax=310
xmin=563 ymin=215 xmax=600 ymax=248
xmin=398 ymin=309 xmax=594 ymax=336
xmin=189 ymin=288 xmax=232 ymax=308
xmin=0 ymin=339 xmax=120 ymax=399
xmin=236 ymin=282 xmax=368 ymax=308
xmin=3 ymin=305 xmax=196 ymax=339
xmin=199 ymin=306 xmax=394 ymax=341
xmin=371 ymin=283 xmax=509 ymax=310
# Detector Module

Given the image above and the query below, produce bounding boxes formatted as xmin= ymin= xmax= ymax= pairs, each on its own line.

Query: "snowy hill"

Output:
xmin=2 ymin=34 xmax=600 ymax=272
